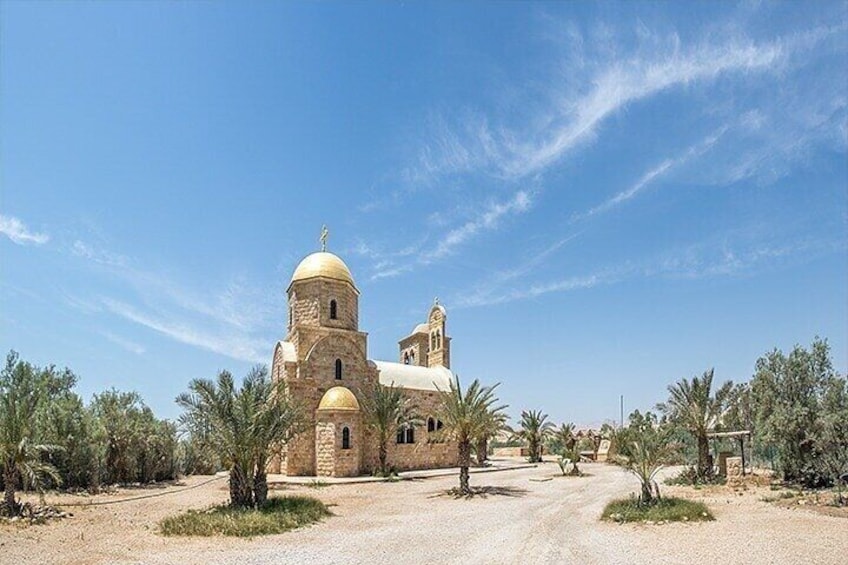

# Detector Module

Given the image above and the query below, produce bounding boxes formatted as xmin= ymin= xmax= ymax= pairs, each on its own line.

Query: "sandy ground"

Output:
xmin=2 ymin=460 xmax=846 ymax=565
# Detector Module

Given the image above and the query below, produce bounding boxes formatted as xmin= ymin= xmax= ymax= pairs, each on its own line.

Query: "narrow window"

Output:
xmin=330 ymin=300 xmax=338 ymax=320
xmin=342 ymin=426 xmax=351 ymax=449
xmin=410 ymin=351 xmax=415 ymax=364
xmin=335 ymin=359 xmax=342 ymax=380
xmin=403 ymin=352 xmax=410 ymax=365
xmin=406 ymin=426 xmax=415 ymax=444
xmin=397 ymin=428 xmax=405 ymax=444
xmin=427 ymin=417 xmax=435 ymax=433
xmin=437 ymin=420 xmax=444 ymax=430
xmin=289 ymin=307 xmax=293 ymax=327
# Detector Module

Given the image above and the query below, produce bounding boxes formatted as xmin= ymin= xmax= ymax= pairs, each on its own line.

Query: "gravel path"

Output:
xmin=2 ymin=461 xmax=845 ymax=564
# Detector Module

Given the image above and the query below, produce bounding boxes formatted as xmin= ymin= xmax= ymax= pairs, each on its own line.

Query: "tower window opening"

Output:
xmin=335 ymin=359 xmax=343 ymax=380
xmin=403 ymin=352 xmax=410 ymax=365
xmin=397 ymin=425 xmax=415 ymax=444
xmin=342 ymin=426 xmax=351 ymax=449
xmin=409 ymin=351 xmax=415 ymax=364
xmin=427 ymin=417 xmax=435 ymax=432
xmin=330 ymin=299 xmax=338 ymax=320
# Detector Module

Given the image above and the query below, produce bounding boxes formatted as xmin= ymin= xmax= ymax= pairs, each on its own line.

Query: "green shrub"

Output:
xmin=159 ymin=496 xmax=331 ymax=537
xmin=665 ymin=466 xmax=726 ymax=486
xmin=602 ymin=495 xmax=713 ymax=523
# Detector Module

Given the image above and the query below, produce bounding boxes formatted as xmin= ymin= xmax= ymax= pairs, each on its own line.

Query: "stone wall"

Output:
xmin=360 ymin=387 xmax=459 ymax=473
xmin=315 ymin=411 xmax=361 ymax=477
xmin=398 ymin=333 xmax=429 ymax=367
xmin=289 ymin=278 xmax=359 ymax=333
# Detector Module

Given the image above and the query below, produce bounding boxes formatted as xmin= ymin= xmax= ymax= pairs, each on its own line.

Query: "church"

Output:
xmin=268 ymin=235 xmax=460 ymax=477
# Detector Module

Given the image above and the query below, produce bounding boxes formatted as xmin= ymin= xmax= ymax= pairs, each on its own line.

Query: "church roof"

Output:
xmin=289 ymin=251 xmax=357 ymax=289
xmin=411 ymin=323 xmax=429 ymax=335
xmin=373 ymin=360 xmax=455 ymax=392
xmin=317 ymin=386 xmax=360 ymax=411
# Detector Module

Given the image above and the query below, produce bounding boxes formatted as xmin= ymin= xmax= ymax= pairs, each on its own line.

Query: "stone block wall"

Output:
xmin=289 ymin=279 xmax=358 ymax=333
xmin=361 ymin=387 xmax=459 ymax=473
xmin=315 ymin=412 xmax=361 ymax=477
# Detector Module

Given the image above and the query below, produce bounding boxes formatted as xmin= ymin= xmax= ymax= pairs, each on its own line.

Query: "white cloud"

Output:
xmin=422 ymin=190 xmax=533 ymax=263
xmin=102 ymin=298 xmax=267 ymax=364
xmin=101 ymin=331 xmax=146 ymax=355
xmin=575 ymin=126 xmax=728 ymax=220
xmin=454 ymin=234 xmax=846 ymax=308
xmin=407 ymin=21 xmax=846 ymax=187
xmin=0 ymin=214 xmax=49 ymax=246
xmin=71 ymin=240 xmax=128 ymax=267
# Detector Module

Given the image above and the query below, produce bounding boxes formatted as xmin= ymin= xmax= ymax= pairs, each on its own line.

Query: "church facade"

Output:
xmin=268 ymin=244 xmax=459 ymax=477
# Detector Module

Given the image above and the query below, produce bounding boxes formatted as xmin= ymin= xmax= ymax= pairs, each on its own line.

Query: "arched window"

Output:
xmin=396 ymin=425 xmax=415 ymax=444
xmin=437 ymin=420 xmax=444 ymax=430
xmin=431 ymin=332 xmax=436 ymax=350
xmin=436 ymin=330 xmax=442 ymax=349
xmin=427 ymin=417 xmax=435 ymax=432
xmin=403 ymin=352 xmax=410 ymax=365
xmin=409 ymin=351 xmax=415 ymax=364
xmin=342 ymin=426 xmax=351 ymax=449
xmin=329 ymin=299 xmax=338 ymax=320
xmin=335 ymin=359 xmax=342 ymax=380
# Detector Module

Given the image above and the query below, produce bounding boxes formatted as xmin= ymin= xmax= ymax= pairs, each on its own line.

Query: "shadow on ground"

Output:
xmin=432 ymin=486 xmax=530 ymax=499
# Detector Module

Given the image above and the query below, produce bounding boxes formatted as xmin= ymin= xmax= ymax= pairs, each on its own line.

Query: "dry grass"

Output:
xmin=159 ymin=496 xmax=331 ymax=537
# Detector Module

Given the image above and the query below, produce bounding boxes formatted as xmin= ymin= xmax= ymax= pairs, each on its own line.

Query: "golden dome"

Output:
xmin=317 ymin=386 xmax=360 ymax=411
xmin=290 ymin=252 xmax=356 ymax=288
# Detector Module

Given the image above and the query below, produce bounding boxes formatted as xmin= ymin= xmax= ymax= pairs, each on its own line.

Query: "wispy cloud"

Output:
xmin=457 ymin=233 xmax=581 ymax=307
xmin=408 ymin=27 xmax=825 ymax=184
xmin=101 ymin=331 xmax=146 ymax=355
xmin=102 ymin=298 xmax=267 ymax=364
xmin=357 ymin=189 xmax=535 ymax=280
xmin=68 ymin=240 xmax=282 ymax=364
xmin=422 ymin=190 xmax=533 ymax=263
xmin=455 ymin=234 xmax=846 ymax=308
xmin=0 ymin=214 xmax=49 ymax=246
xmin=458 ymin=271 xmax=618 ymax=308
xmin=574 ymin=126 xmax=728 ymax=220
xmin=71 ymin=240 xmax=128 ymax=267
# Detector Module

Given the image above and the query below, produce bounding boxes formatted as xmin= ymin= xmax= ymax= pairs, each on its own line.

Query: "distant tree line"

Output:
xmin=0 ymin=350 xmax=220 ymax=507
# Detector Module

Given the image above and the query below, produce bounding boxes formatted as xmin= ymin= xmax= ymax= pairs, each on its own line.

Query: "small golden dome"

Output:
xmin=317 ymin=386 xmax=360 ymax=411
xmin=290 ymin=252 xmax=356 ymax=288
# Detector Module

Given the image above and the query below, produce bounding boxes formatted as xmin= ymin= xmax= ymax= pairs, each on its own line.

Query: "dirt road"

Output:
xmin=2 ymin=461 xmax=845 ymax=564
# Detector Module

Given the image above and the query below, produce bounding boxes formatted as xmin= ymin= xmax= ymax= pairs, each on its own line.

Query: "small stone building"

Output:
xmin=268 ymin=245 xmax=459 ymax=477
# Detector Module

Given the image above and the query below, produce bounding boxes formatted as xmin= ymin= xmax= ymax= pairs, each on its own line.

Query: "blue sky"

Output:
xmin=1 ymin=1 xmax=846 ymax=426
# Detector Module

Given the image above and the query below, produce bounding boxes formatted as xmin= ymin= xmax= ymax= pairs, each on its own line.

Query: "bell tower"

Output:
xmin=427 ymin=298 xmax=450 ymax=369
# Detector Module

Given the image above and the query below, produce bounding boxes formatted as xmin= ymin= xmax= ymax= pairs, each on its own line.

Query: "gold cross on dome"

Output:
xmin=320 ymin=225 xmax=329 ymax=251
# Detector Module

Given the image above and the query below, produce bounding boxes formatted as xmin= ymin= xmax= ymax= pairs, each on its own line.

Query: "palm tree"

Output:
xmin=473 ymin=406 xmax=509 ymax=466
xmin=617 ymin=411 xmax=677 ymax=504
xmin=176 ymin=367 xmax=301 ymax=508
xmin=0 ymin=352 xmax=62 ymax=515
xmin=435 ymin=377 xmax=504 ymax=495
xmin=511 ymin=409 xmax=554 ymax=463
xmin=360 ymin=382 xmax=420 ymax=476
xmin=552 ymin=422 xmax=576 ymax=452
xmin=657 ymin=369 xmax=733 ymax=480
xmin=242 ymin=368 xmax=303 ymax=505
